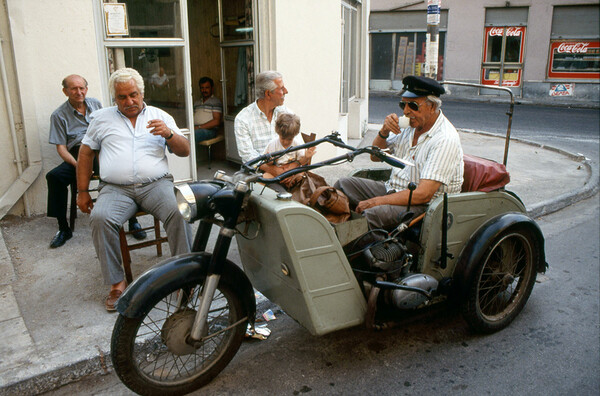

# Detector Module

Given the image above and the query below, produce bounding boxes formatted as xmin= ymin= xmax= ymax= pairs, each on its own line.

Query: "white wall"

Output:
xmin=270 ymin=0 xmax=342 ymax=161
xmin=5 ymin=0 xmax=102 ymax=215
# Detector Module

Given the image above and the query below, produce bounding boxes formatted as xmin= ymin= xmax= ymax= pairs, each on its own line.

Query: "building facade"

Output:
xmin=370 ymin=0 xmax=599 ymax=102
xmin=0 ymin=0 xmax=370 ymax=218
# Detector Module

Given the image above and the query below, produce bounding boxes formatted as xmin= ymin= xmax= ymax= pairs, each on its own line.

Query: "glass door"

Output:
xmin=481 ymin=26 xmax=526 ymax=96
xmin=96 ymin=0 xmax=195 ymax=181
xmin=218 ymin=0 xmax=257 ymax=163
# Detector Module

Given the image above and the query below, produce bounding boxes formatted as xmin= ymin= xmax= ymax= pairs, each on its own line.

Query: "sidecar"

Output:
xmin=236 ymin=82 xmax=546 ymax=336
xmin=236 ymin=161 xmax=546 ymax=335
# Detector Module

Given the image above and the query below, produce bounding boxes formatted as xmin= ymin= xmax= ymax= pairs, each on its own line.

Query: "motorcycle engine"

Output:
xmin=363 ymin=239 xmax=412 ymax=278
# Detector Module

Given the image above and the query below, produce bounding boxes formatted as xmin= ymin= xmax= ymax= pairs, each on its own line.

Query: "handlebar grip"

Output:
xmin=379 ymin=153 xmax=407 ymax=169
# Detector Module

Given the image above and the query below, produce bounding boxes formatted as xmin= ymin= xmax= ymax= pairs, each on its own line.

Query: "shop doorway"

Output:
xmin=187 ymin=0 xmax=256 ymax=165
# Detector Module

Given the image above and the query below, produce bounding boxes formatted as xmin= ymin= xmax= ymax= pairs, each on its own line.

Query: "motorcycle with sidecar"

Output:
xmin=110 ymin=83 xmax=547 ymax=395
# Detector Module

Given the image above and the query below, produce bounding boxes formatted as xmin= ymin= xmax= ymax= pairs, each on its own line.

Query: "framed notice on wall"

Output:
xmin=104 ymin=3 xmax=129 ymax=37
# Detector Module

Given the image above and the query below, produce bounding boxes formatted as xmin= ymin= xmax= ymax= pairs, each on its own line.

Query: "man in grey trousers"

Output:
xmin=77 ymin=68 xmax=192 ymax=311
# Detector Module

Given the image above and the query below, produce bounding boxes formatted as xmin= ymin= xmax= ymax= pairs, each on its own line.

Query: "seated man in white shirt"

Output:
xmin=77 ymin=68 xmax=192 ymax=311
xmin=193 ymin=76 xmax=223 ymax=142
xmin=234 ymin=70 xmax=292 ymax=177
xmin=335 ymin=76 xmax=464 ymax=231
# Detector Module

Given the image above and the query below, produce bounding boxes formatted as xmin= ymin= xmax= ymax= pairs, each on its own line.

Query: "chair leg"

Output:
xmin=119 ymin=227 xmax=133 ymax=284
xmin=69 ymin=182 xmax=77 ymax=231
xmin=207 ymin=144 xmax=212 ymax=169
xmin=154 ymin=217 xmax=163 ymax=257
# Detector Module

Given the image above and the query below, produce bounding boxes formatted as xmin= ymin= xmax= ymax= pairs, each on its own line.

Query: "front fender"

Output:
xmin=452 ymin=212 xmax=547 ymax=300
xmin=116 ymin=252 xmax=256 ymax=320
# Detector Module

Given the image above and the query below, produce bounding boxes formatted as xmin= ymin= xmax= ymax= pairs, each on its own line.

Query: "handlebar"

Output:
xmin=239 ymin=132 xmax=412 ymax=185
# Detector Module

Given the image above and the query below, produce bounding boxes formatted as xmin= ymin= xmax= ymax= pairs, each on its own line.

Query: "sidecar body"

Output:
xmin=236 ymin=187 xmax=367 ymax=336
xmin=236 ymin=163 xmax=545 ymax=336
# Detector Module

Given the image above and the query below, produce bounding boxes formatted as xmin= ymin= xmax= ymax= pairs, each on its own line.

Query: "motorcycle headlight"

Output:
xmin=175 ymin=184 xmax=196 ymax=222
xmin=174 ymin=181 xmax=223 ymax=222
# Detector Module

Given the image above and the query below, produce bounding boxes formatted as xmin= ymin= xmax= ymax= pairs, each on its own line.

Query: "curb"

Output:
xmin=458 ymin=128 xmax=599 ymax=218
xmin=0 ymin=293 xmax=277 ymax=395
xmin=369 ymin=90 xmax=600 ymax=110
xmin=0 ymin=355 xmax=110 ymax=396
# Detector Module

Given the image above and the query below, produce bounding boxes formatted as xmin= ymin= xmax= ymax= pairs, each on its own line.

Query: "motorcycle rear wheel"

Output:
xmin=111 ymin=278 xmax=247 ymax=395
xmin=462 ymin=227 xmax=538 ymax=333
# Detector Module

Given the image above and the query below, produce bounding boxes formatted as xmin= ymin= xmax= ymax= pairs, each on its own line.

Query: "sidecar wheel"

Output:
xmin=111 ymin=278 xmax=247 ymax=395
xmin=462 ymin=227 xmax=538 ymax=334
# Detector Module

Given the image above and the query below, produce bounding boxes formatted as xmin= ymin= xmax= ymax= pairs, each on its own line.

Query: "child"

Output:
xmin=262 ymin=113 xmax=316 ymax=180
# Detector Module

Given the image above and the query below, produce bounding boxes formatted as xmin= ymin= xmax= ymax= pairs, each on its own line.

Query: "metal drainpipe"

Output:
xmin=0 ymin=36 xmax=41 ymax=218
xmin=1 ymin=38 xmax=23 ymax=176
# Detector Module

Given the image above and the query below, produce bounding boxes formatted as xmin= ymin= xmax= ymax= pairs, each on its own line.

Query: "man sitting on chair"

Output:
xmin=77 ymin=68 xmax=192 ymax=312
xmin=193 ymin=76 xmax=223 ymax=142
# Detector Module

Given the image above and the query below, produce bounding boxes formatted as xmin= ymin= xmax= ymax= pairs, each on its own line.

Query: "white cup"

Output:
xmin=398 ymin=115 xmax=410 ymax=129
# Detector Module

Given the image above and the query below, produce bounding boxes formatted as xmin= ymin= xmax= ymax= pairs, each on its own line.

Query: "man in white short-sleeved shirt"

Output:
xmin=77 ymin=68 xmax=192 ymax=311
xmin=335 ymin=75 xmax=464 ymax=231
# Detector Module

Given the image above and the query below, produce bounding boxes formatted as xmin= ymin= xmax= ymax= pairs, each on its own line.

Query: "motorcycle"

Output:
xmin=110 ymin=83 xmax=547 ymax=395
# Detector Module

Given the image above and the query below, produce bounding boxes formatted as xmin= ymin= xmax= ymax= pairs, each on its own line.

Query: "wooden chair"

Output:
xmin=69 ymin=181 xmax=78 ymax=231
xmin=118 ymin=211 xmax=168 ymax=284
xmin=69 ymin=175 xmax=100 ymax=231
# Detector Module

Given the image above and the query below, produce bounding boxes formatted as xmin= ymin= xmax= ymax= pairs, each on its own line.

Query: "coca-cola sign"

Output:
xmin=489 ymin=27 xmax=524 ymax=37
xmin=556 ymin=42 xmax=590 ymax=54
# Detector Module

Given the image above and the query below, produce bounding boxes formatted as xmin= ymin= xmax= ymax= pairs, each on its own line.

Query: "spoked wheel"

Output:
xmin=462 ymin=227 xmax=539 ymax=333
xmin=111 ymin=278 xmax=247 ymax=395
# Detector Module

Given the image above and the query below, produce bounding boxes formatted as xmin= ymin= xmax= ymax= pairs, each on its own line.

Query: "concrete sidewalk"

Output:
xmin=0 ymin=128 xmax=597 ymax=395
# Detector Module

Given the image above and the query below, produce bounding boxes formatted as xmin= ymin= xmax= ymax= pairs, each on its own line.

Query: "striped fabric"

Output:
xmin=385 ymin=111 xmax=464 ymax=198
xmin=234 ymin=101 xmax=292 ymax=163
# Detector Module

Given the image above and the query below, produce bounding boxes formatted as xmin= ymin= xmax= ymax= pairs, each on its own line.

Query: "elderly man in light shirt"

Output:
xmin=335 ymin=75 xmax=464 ymax=231
xmin=234 ymin=70 xmax=293 ymax=176
xmin=77 ymin=67 xmax=192 ymax=311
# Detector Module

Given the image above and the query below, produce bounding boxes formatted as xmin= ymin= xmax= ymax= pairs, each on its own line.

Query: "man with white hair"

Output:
xmin=234 ymin=70 xmax=292 ymax=176
xmin=335 ymin=75 xmax=464 ymax=231
xmin=77 ymin=67 xmax=192 ymax=311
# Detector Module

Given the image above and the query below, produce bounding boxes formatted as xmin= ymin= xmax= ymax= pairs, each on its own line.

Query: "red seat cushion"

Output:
xmin=462 ymin=154 xmax=510 ymax=192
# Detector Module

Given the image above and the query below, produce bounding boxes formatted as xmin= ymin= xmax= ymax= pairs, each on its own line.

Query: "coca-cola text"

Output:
xmin=489 ymin=27 xmax=524 ymax=37
xmin=557 ymin=42 xmax=590 ymax=54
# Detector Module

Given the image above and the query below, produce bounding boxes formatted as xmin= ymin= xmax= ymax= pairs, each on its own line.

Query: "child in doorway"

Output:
xmin=262 ymin=113 xmax=316 ymax=181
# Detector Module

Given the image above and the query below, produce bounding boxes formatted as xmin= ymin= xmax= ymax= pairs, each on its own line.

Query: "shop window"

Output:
xmin=548 ymin=5 xmax=600 ymax=80
xmin=107 ymin=47 xmax=187 ymax=127
xmin=548 ymin=41 xmax=600 ymax=79
xmin=371 ymin=33 xmax=393 ymax=80
xmin=341 ymin=1 xmax=359 ymax=113
xmin=104 ymin=0 xmax=182 ymax=39
xmin=481 ymin=26 xmax=526 ymax=87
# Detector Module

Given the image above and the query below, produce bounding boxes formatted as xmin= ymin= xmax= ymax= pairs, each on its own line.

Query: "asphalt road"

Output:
xmin=369 ymin=94 xmax=600 ymax=162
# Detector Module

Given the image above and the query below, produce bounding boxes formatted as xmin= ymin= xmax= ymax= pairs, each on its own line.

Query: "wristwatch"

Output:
xmin=165 ymin=129 xmax=174 ymax=140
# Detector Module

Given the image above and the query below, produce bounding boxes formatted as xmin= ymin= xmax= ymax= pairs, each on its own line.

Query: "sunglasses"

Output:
xmin=399 ymin=101 xmax=422 ymax=112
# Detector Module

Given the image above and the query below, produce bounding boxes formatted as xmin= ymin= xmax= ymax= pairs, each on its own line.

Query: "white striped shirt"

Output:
xmin=385 ymin=111 xmax=464 ymax=198
xmin=234 ymin=101 xmax=292 ymax=163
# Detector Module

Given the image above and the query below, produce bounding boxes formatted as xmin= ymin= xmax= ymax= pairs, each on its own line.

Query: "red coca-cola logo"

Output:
xmin=489 ymin=27 xmax=523 ymax=37
xmin=557 ymin=42 xmax=590 ymax=54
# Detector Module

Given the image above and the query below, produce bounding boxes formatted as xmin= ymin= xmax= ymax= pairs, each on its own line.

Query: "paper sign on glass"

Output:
xmin=104 ymin=3 xmax=129 ymax=36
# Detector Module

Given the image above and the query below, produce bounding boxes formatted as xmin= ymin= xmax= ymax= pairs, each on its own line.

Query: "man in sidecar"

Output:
xmin=335 ymin=76 xmax=464 ymax=231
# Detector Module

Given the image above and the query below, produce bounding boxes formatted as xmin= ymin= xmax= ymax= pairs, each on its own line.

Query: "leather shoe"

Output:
xmin=105 ymin=289 xmax=123 ymax=312
xmin=129 ymin=221 xmax=147 ymax=240
xmin=49 ymin=229 xmax=72 ymax=248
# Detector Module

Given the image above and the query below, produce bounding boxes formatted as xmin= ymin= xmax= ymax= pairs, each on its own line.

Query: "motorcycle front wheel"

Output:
xmin=462 ymin=226 xmax=538 ymax=334
xmin=111 ymin=278 xmax=247 ymax=395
